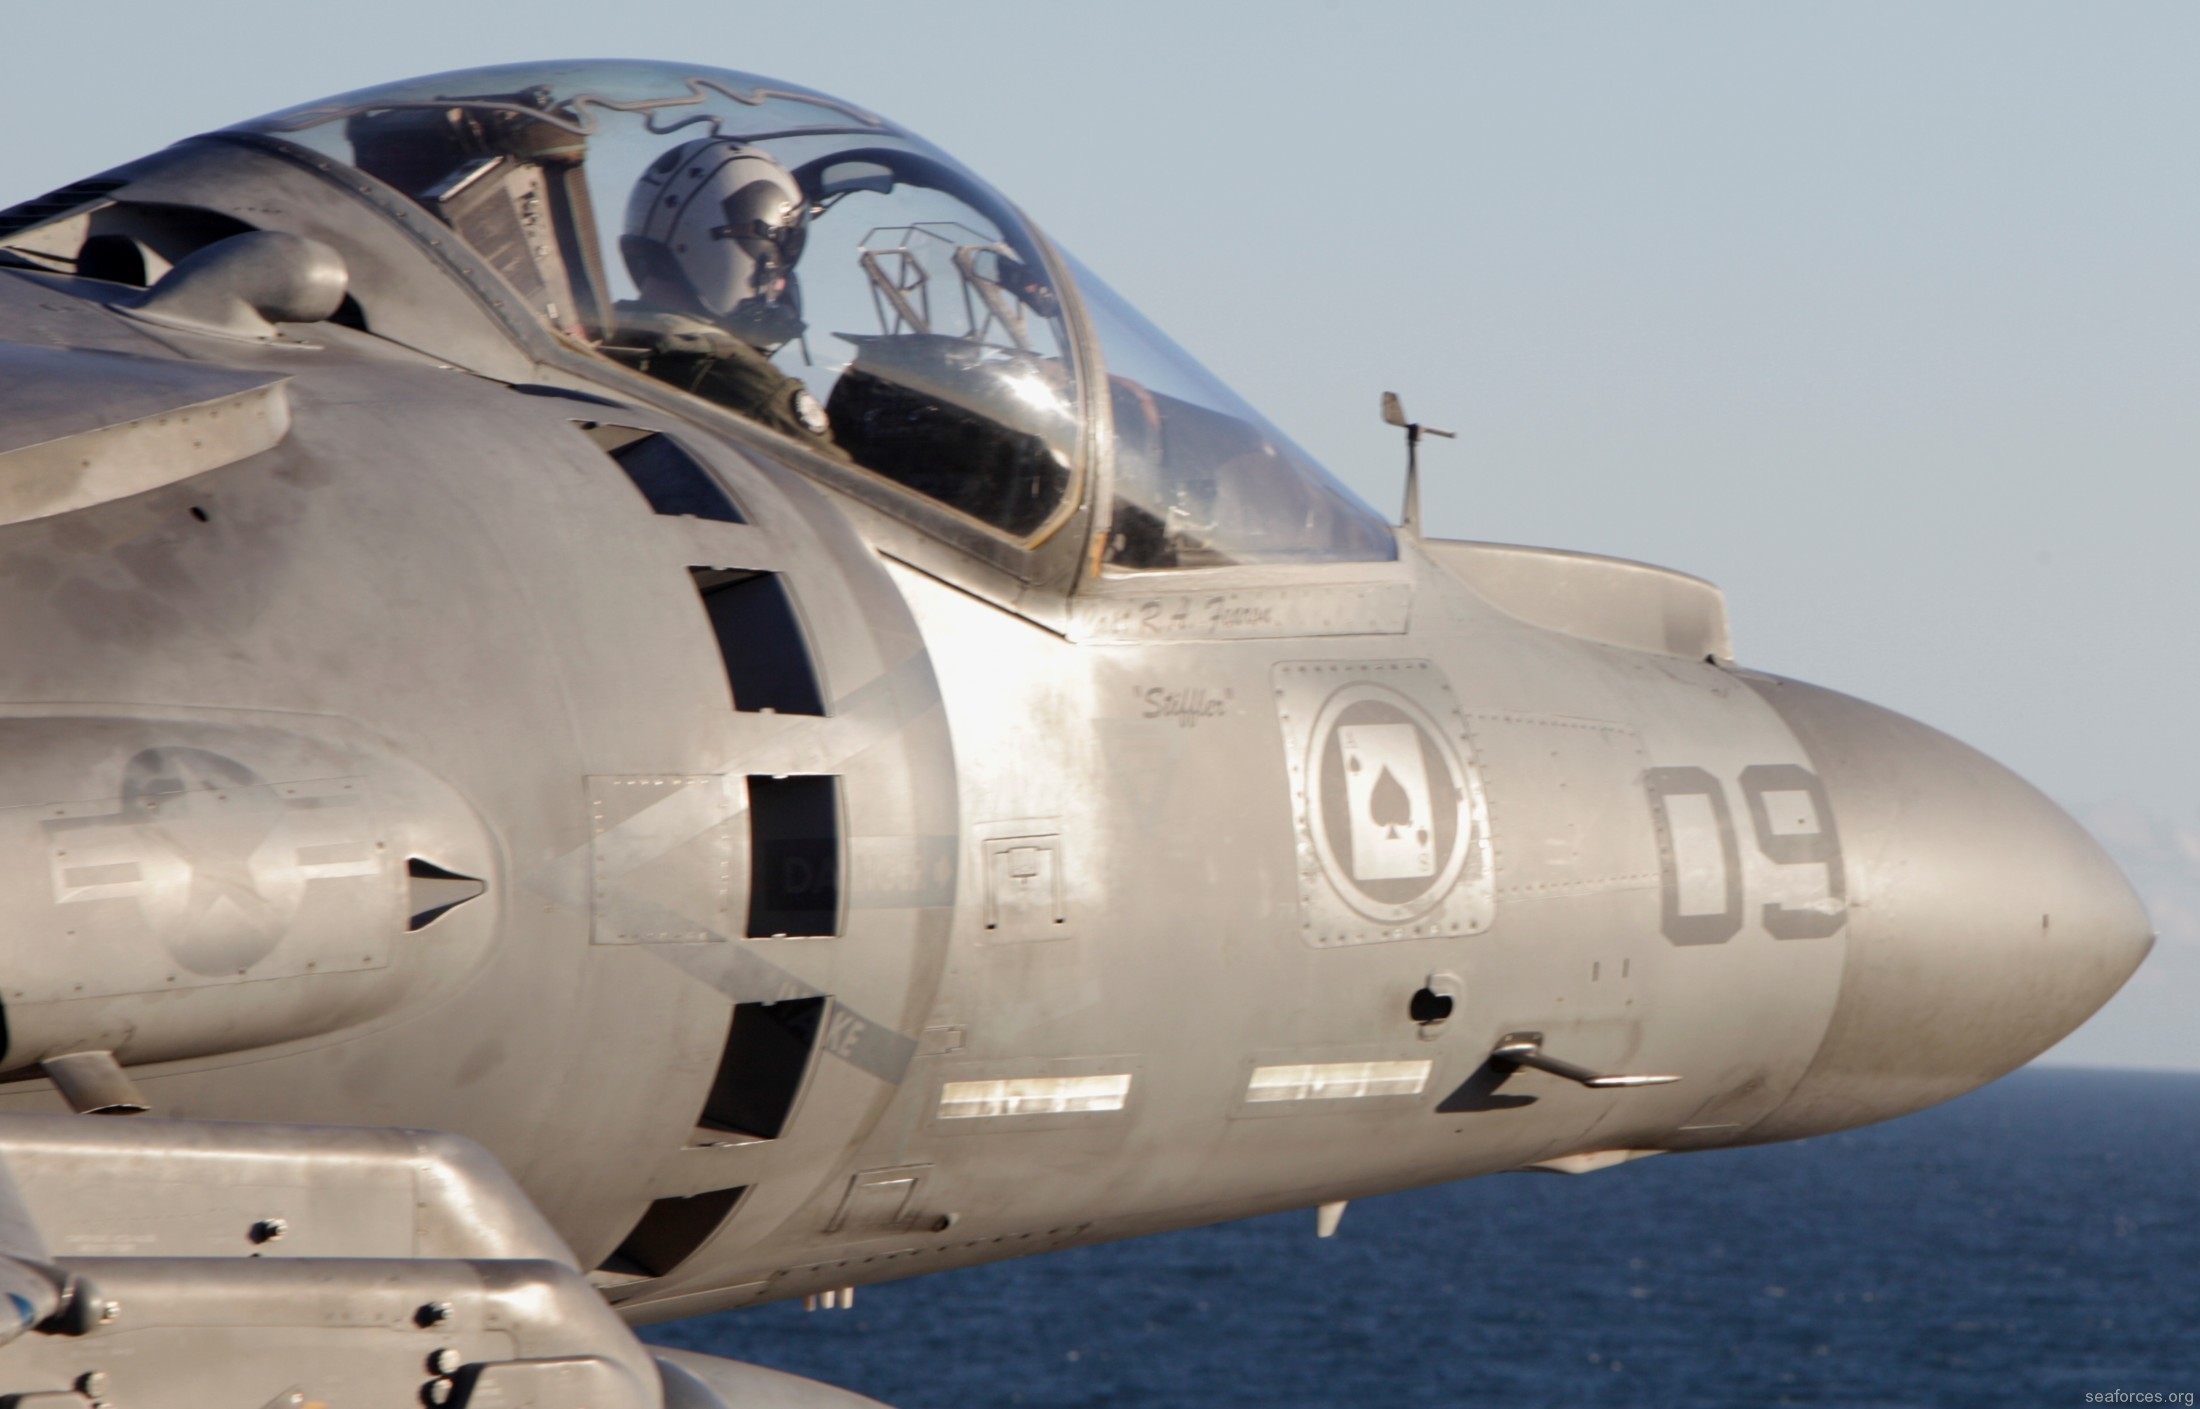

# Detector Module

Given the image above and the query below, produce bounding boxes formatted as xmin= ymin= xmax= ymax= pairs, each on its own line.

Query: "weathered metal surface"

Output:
xmin=0 ymin=343 xmax=289 ymax=525
xmin=1424 ymin=538 xmax=1735 ymax=662
xmin=0 ymin=56 xmax=2151 ymax=1406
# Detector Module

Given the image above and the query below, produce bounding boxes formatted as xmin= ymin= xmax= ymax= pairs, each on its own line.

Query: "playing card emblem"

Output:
xmin=1272 ymin=662 xmax=1494 ymax=942
xmin=1338 ymin=724 xmax=1435 ymax=881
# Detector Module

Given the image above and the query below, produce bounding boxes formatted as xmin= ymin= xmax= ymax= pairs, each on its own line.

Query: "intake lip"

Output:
xmin=1736 ymin=674 xmax=2153 ymax=1143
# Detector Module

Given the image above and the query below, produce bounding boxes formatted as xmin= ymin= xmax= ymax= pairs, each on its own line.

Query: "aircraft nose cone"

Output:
xmin=1741 ymin=676 xmax=2152 ymax=1142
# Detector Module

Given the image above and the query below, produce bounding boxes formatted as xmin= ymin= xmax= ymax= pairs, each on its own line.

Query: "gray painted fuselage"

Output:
xmin=0 ymin=67 xmax=2152 ymax=1406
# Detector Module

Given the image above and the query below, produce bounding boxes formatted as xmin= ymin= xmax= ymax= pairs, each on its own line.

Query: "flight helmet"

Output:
xmin=623 ymin=137 xmax=808 ymax=349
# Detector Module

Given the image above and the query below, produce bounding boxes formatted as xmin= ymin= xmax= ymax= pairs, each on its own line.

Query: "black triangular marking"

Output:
xmin=407 ymin=857 xmax=486 ymax=931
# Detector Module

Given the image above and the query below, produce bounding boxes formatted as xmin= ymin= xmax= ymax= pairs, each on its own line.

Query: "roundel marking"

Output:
xmin=1274 ymin=661 xmax=1493 ymax=946
xmin=1306 ymin=683 xmax=1471 ymax=923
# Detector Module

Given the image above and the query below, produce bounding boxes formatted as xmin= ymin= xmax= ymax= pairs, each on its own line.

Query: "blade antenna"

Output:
xmin=1381 ymin=391 xmax=1455 ymax=538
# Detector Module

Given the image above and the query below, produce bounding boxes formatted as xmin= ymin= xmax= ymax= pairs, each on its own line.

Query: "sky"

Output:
xmin=1 ymin=2 xmax=2192 ymax=1066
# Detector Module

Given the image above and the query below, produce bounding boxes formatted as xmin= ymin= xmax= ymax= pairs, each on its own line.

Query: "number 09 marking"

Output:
xmin=1645 ymin=764 xmax=1845 ymax=946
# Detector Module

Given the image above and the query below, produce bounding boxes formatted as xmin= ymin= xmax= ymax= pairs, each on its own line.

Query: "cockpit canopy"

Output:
xmin=225 ymin=62 xmax=1395 ymax=570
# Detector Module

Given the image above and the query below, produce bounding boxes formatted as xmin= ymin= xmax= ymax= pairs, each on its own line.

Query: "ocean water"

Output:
xmin=643 ymin=1068 xmax=2200 ymax=1408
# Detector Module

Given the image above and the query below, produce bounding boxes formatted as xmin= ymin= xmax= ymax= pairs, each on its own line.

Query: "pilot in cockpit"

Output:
xmin=608 ymin=138 xmax=838 ymax=454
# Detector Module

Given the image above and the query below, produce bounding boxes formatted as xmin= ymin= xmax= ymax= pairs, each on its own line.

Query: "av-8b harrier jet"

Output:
xmin=0 ymin=59 xmax=2151 ymax=1407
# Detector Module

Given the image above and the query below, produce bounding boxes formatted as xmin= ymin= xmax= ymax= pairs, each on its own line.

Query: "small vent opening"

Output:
xmin=407 ymin=858 xmax=486 ymax=931
xmin=581 ymin=423 xmax=744 ymax=522
xmin=599 ymin=1185 xmax=745 ymax=1280
xmin=692 ymin=568 xmax=827 ymax=716
xmin=77 ymin=233 xmax=148 ymax=286
xmin=747 ymin=775 xmax=842 ymax=938
xmin=702 ymin=996 xmax=827 ymax=1139
xmin=1409 ymin=986 xmax=1455 ymax=1025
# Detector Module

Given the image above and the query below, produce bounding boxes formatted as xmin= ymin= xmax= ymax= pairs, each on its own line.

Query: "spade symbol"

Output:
xmin=1369 ymin=765 xmax=1413 ymax=840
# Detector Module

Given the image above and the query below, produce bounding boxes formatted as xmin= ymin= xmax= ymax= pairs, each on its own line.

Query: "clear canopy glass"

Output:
xmin=1065 ymin=254 xmax=1395 ymax=569
xmin=235 ymin=61 xmax=1392 ymax=565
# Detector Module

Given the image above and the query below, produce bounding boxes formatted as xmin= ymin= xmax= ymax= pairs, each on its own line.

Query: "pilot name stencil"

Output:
xmin=1273 ymin=661 xmax=1494 ymax=946
xmin=1136 ymin=684 xmax=1232 ymax=729
xmin=1069 ymin=582 xmax=1413 ymax=644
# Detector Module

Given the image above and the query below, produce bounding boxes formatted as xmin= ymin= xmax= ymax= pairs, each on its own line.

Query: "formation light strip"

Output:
xmin=938 ymin=1073 xmax=1133 ymax=1119
xmin=1245 ymin=1060 xmax=1432 ymax=1103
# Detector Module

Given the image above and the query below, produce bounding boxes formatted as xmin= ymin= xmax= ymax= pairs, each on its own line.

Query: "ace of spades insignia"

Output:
xmin=1271 ymin=661 xmax=1494 ymax=944
xmin=1337 ymin=723 xmax=1435 ymax=881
